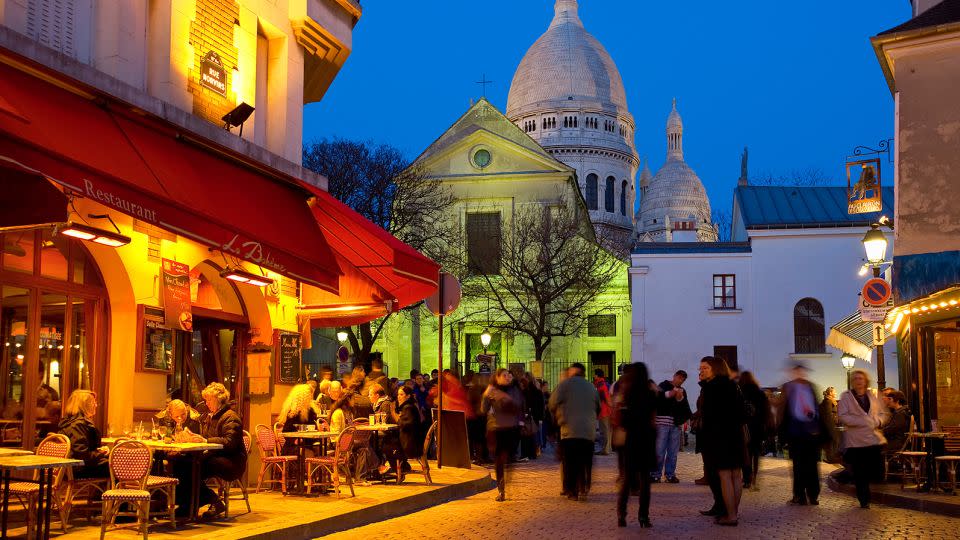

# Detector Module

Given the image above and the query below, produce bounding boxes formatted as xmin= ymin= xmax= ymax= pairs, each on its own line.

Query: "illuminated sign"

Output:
xmin=200 ymin=51 xmax=227 ymax=96
xmin=847 ymin=158 xmax=882 ymax=214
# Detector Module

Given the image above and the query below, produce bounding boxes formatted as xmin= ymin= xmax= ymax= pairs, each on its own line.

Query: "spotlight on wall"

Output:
xmin=219 ymin=266 xmax=274 ymax=287
xmin=56 ymin=222 xmax=130 ymax=247
xmin=222 ymin=102 xmax=255 ymax=136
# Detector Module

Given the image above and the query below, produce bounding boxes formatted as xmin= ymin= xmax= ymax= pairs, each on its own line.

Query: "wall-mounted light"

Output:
xmin=219 ymin=266 xmax=274 ymax=287
xmin=56 ymin=222 xmax=130 ymax=247
xmin=222 ymin=102 xmax=255 ymax=136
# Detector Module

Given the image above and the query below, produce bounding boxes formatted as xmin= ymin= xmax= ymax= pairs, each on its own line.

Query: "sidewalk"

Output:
xmin=5 ymin=463 xmax=492 ymax=539
xmin=827 ymin=470 xmax=960 ymax=517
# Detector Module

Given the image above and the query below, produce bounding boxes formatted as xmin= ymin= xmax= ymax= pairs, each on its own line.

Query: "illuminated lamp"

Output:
xmin=222 ymin=102 xmax=255 ymax=136
xmin=56 ymin=222 xmax=130 ymax=247
xmin=862 ymin=224 xmax=888 ymax=266
xmin=336 ymin=329 xmax=349 ymax=344
xmin=480 ymin=328 xmax=492 ymax=353
xmin=219 ymin=266 xmax=274 ymax=287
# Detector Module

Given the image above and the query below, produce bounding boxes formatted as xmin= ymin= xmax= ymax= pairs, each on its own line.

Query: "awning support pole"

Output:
xmin=436 ymin=277 xmax=444 ymax=470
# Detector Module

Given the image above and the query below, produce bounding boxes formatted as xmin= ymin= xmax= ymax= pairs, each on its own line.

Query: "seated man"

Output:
xmin=882 ymin=390 xmax=910 ymax=453
xmin=155 ymin=399 xmax=202 ymax=436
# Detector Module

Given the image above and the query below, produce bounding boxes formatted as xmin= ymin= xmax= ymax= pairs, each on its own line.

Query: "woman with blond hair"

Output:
xmin=279 ymin=383 xmax=321 ymax=462
xmin=58 ymin=390 xmax=109 ymax=478
xmin=838 ymin=369 xmax=888 ymax=509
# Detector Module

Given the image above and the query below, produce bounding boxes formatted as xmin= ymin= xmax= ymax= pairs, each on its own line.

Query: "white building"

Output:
xmin=506 ymin=0 xmax=639 ymax=245
xmin=631 ymin=185 xmax=897 ymax=392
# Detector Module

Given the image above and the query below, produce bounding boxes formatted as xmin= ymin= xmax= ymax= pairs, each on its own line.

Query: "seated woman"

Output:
xmin=58 ymin=390 xmax=109 ymax=478
xmin=155 ymin=399 xmax=202 ymax=436
xmin=173 ymin=383 xmax=246 ymax=520
xmin=278 ymin=383 xmax=320 ymax=464
xmin=329 ymin=389 xmax=355 ymax=437
xmin=391 ymin=385 xmax=425 ymax=477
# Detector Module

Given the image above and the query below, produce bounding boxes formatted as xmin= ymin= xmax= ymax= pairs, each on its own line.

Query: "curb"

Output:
xmin=826 ymin=475 xmax=960 ymax=517
xmin=236 ymin=471 xmax=496 ymax=539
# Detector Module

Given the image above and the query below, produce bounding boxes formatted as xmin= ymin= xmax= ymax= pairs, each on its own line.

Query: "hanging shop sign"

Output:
xmin=846 ymin=158 xmax=882 ymax=214
xmin=200 ymin=51 xmax=227 ymax=96
xmin=161 ymin=258 xmax=192 ymax=331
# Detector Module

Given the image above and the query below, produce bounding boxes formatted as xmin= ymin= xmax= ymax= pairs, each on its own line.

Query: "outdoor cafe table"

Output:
xmin=910 ymin=432 xmax=948 ymax=492
xmin=280 ymin=431 xmax=336 ymax=495
xmin=0 ymin=448 xmax=31 ymax=458
xmin=0 ymin=454 xmax=81 ymax=540
xmin=101 ymin=438 xmax=222 ymax=521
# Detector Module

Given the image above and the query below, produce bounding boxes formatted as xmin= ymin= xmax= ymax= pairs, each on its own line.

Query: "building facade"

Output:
xmin=506 ymin=0 xmax=639 ymax=246
xmin=873 ymin=0 xmax=960 ymax=428
xmin=381 ymin=99 xmax=631 ymax=386
xmin=632 ymin=186 xmax=896 ymax=392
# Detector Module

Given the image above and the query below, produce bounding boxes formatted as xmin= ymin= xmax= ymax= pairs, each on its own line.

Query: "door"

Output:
xmin=177 ymin=317 xmax=247 ymax=419
xmin=588 ymin=351 xmax=615 ymax=382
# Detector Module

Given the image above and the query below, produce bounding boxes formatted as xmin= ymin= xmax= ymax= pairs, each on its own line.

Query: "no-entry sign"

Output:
xmin=862 ymin=278 xmax=892 ymax=307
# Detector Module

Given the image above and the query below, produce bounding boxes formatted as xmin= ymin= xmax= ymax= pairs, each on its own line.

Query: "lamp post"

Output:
xmin=336 ymin=329 xmax=348 ymax=344
xmin=841 ymin=353 xmax=856 ymax=390
xmin=862 ymin=223 xmax=889 ymax=390
xmin=480 ymin=328 xmax=492 ymax=354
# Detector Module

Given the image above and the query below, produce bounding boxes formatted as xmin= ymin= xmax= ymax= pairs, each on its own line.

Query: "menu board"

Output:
xmin=274 ymin=330 xmax=302 ymax=384
xmin=161 ymin=258 xmax=192 ymax=331
xmin=137 ymin=305 xmax=174 ymax=373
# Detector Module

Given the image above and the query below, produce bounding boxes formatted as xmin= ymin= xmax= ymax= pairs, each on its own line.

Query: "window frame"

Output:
xmin=793 ymin=298 xmax=826 ymax=354
xmin=465 ymin=212 xmax=502 ymax=276
xmin=712 ymin=274 xmax=737 ymax=310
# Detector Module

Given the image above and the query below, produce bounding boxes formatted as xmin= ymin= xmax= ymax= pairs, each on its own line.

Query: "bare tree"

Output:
xmin=713 ymin=209 xmax=732 ymax=242
xmin=302 ymin=139 xmax=456 ymax=364
xmin=452 ymin=204 xmax=623 ymax=362
xmin=749 ymin=167 xmax=833 ymax=187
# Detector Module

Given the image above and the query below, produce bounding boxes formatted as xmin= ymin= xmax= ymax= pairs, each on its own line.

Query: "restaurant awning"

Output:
xmin=0 ymin=55 xmax=342 ymax=292
xmin=827 ymin=311 xmax=892 ymax=361
xmin=298 ymin=185 xmax=441 ymax=328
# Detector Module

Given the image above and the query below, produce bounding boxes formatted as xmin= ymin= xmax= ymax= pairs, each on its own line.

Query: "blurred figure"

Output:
xmin=820 ymin=387 xmax=841 ymax=464
xmin=698 ymin=356 xmax=745 ymax=527
xmin=364 ymin=357 xmax=389 ymax=397
xmin=594 ymin=369 xmax=613 ymax=455
xmin=468 ymin=373 xmax=491 ymax=464
xmin=521 ymin=373 xmax=544 ymax=460
xmin=549 ymin=362 xmax=600 ymax=501
xmin=613 ymin=362 xmax=657 ymax=528
xmin=651 ymin=370 xmax=691 ymax=483
xmin=483 ymin=368 xmax=525 ymax=501
xmin=839 ymin=370 xmax=888 ymax=509
xmin=739 ymin=371 xmax=771 ymax=490
xmin=779 ymin=362 xmax=827 ymax=506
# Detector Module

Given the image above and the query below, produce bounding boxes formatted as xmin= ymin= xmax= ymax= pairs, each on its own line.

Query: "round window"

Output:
xmin=473 ymin=149 xmax=491 ymax=169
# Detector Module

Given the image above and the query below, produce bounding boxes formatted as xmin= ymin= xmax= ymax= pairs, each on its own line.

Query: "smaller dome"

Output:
xmin=666 ymin=98 xmax=682 ymax=131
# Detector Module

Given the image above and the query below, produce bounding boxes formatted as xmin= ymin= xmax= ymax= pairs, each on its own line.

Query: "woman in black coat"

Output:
xmin=739 ymin=371 xmax=770 ymax=489
xmin=698 ymin=356 xmax=746 ymax=527
xmin=58 ymin=390 xmax=109 ymax=479
xmin=396 ymin=385 xmax=425 ymax=462
xmin=613 ymin=362 xmax=657 ymax=528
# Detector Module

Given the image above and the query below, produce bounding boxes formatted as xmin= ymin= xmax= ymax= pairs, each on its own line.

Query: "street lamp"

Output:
xmin=841 ymin=353 xmax=856 ymax=390
xmin=480 ymin=328 xmax=492 ymax=354
xmin=862 ymin=224 xmax=888 ymax=266
xmin=336 ymin=329 xmax=348 ymax=344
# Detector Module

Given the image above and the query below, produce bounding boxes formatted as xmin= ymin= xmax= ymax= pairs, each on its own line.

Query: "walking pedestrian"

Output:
xmin=697 ymin=356 xmax=746 ymax=527
xmin=651 ymin=370 xmax=691 ymax=483
xmin=482 ymin=368 xmax=525 ymax=502
xmin=778 ymin=362 xmax=827 ymax=506
xmin=820 ymin=387 xmax=841 ymax=464
xmin=613 ymin=363 xmax=657 ymax=528
xmin=548 ymin=362 xmax=600 ymax=501
xmin=739 ymin=371 xmax=771 ymax=490
xmin=594 ymin=369 xmax=613 ymax=455
xmin=838 ymin=369 xmax=887 ymax=509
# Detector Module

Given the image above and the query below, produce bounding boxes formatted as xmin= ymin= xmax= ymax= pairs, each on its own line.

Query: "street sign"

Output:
xmin=862 ymin=278 xmax=892 ymax=307
xmin=872 ymin=323 xmax=886 ymax=346
xmin=860 ymin=297 xmax=893 ymax=322
xmin=425 ymin=273 xmax=462 ymax=316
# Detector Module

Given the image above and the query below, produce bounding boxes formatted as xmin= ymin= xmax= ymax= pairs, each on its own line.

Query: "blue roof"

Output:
xmin=735 ymin=186 xmax=895 ymax=229
xmin=632 ymin=242 xmax=752 ymax=255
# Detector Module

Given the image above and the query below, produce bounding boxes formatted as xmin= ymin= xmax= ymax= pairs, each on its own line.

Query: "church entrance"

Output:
xmin=588 ymin=351 xmax=615 ymax=381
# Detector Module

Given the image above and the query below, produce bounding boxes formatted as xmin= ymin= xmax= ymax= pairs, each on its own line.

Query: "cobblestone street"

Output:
xmin=329 ymin=450 xmax=960 ymax=539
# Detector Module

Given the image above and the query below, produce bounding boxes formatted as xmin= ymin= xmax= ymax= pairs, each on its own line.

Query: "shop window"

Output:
xmin=588 ymin=314 xmax=616 ymax=337
xmin=605 ymin=176 xmax=615 ymax=212
xmin=713 ymin=274 xmax=736 ymax=309
xmin=586 ymin=174 xmax=599 ymax=211
xmin=466 ymin=212 xmax=501 ymax=275
xmin=793 ymin=298 xmax=825 ymax=354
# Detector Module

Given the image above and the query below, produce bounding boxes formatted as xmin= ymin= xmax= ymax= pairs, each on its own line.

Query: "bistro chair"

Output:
xmin=894 ymin=415 xmax=927 ymax=490
xmin=383 ymin=420 xmax=436 ymax=485
xmin=100 ymin=440 xmax=153 ymax=540
xmin=215 ymin=430 xmax=252 ymax=517
xmin=934 ymin=427 xmax=960 ymax=493
xmin=7 ymin=434 xmax=73 ymax=537
xmin=305 ymin=426 xmax=355 ymax=498
xmin=348 ymin=424 xmax=374 ymax=481
xmin=144 ymin=471 xmax=178 ymax=528
xmin=254 ymin=424 xmax=296 ymax=494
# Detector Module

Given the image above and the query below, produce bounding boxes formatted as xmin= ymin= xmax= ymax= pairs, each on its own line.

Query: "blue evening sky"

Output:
xmin=303 ymin=1 xmax=910 ymax=215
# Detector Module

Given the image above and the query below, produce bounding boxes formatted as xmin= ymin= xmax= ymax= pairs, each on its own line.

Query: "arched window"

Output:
xmin=794 ymin=298 xmax=825 ymax=354
xmin=586 ymin=174 xmax=598 ymax=211
xmin=605 ymin=176 xmax=615 ymax=212
xmin=620 ymin=180 xmax=628 ymax=216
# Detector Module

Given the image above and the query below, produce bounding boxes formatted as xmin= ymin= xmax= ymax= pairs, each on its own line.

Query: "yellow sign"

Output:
xmin=847 ymin=158 xmax=882 ymax=214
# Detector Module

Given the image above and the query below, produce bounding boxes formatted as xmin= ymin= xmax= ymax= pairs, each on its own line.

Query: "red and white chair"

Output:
xmin=254 ymin=424 xmax=296 ymax=494
xmin=100 ymin=440 xmax=152 ymax=540
xmin=305 ymin=426 xmax=355 ymax=498
xmin=7 ymin=434 xmax=73 ymax=536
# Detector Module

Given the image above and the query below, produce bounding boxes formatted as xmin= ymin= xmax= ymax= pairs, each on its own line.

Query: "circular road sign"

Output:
xmin=862 ymin=278 xmax=892 ymax=307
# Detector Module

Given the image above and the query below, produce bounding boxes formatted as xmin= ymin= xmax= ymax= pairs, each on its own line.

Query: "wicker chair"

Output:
xmin=935 ymin=426 xmax=960 ymax=492
xmin=254 ymin=424 xmax=296 ymax=494
xmin=894 ymin=415 xmax=927 ymax=490
xmin=144 ymin=471 xmax=178 ymax=527
xmin=7 ymin=434 xmax=73 ymax=536
xmin=305 ymin=426 xmax=355 ymax=497
xmin=100 ymin=440 xmax=153 ymax=540
xmin=384 ymin=421 xmax=436 ymax=485
xmin=215 ymin=430 xmax=252 ymax=516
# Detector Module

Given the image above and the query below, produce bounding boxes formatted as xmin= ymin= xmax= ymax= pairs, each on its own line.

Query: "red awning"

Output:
xmin=0 ymin=57 xmax=341 ymax=292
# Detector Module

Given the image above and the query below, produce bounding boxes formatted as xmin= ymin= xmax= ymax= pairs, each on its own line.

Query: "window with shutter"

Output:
xmin=466 ymin=212 xmax=501 ymax=276
xmin=26 ymin=0 xmax=90 ymax=62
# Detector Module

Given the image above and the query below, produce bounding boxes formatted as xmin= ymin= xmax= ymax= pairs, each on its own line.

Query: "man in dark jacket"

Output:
xmin=651 ymin=370 xmax=691 ymax=483
xmin=882 ymin=390 xmax=910 ymax=453
xmin=779 ymin=363 xmax=826 ymax=505
xmin=364 ymin=357 xmax=390 ymax=398
xmin=548 ymin=363 xmax=600 ymax=501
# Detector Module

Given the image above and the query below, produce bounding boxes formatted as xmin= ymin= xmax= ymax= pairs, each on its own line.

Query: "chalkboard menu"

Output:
xmin=274 ymin=330 xmax=302 ymax=384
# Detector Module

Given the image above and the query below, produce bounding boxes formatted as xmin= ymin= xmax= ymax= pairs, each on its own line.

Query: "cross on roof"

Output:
xmin=476 ymin=74 xmax=493 ymax=97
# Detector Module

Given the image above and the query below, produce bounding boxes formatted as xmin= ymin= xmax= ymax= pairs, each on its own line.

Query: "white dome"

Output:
xmin=506 ymin=0 xmax=628 ymax=118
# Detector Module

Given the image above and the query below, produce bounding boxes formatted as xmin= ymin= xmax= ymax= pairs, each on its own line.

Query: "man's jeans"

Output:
xmin=652 ymin=423 xmax=682 ymax=479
